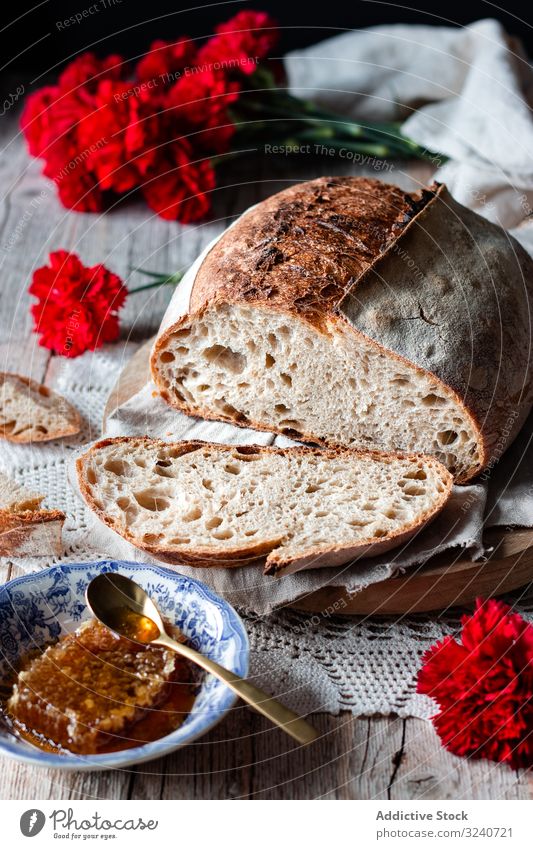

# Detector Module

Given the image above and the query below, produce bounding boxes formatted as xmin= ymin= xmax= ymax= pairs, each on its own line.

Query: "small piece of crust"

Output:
xmin=0 ymin=372 xmax=81 ymax=443
xmin=0 ymin=471 xmax=64 ymax=557
xmin=76 ymin=437 xmax=453 ymax=577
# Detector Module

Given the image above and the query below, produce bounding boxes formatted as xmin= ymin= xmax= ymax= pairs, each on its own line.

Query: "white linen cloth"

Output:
xmin=285 ymin=18 xmax=533 ymax=252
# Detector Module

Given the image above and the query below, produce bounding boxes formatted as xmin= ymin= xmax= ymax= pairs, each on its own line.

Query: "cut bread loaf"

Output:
xmin=76 ymin=437 xmax=452 ymax=577
xmin=0 ymin=471 xmax=65 ymax=557
xmin=0 ymin=373 xmax=81 ymax=443
xmin=151 ymin=178 xmax=533 ymax=483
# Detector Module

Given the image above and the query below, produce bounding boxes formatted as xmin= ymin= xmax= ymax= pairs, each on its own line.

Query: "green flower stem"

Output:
xmin=235 ymin=92 xmax=442 ymax=163
xmin=128 ymin=270 xmax=184 ymax=294
xmin=224 ymin=127 xmax=403 ymax=163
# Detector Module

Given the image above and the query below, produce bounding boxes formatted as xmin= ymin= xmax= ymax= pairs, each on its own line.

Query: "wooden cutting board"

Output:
xmin=103 ymin=340 xmax=533 ymax=614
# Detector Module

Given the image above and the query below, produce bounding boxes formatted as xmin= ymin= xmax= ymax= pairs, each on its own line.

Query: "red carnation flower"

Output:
xmin=20 ymin=87 xmax=61 ymax=157
xmin=44 ymin=149 xmax=103 ymax=212
xmin=19 ymin=12 xmax=280 ymax=223
xmin=57 ymin=52 xmax=126 ymax=94
xmin=137 ymin=38 xmax=197 ymax=84
xmin=417 ymin=599 xmax=533 ymax=769
xmin=142 ymin=139 xmax=215 ymax=222
xmin=30 ymin=251 xmax=127 ymax=357
xmin=75 ymin=79 xmax=159 ymax=194
xmin=198 ymin=10 xmax=279 ymax=75
xmin=165 ymin=69 xmax=240 ymax=153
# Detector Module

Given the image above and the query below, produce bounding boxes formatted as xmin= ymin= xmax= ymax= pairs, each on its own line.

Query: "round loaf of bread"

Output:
xmin=151 ymin=178 xmax=533 ymax=483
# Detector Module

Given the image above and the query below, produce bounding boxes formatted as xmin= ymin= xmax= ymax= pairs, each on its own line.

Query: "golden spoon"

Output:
xmin=86 ymin=572 xmax=318 ymax=745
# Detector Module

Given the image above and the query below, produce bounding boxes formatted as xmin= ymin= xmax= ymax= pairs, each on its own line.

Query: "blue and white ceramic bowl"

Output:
xmin=0 ymin=561 xmax=248 ymax=770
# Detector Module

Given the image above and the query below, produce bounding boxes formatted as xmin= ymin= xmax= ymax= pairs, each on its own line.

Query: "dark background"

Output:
xmin=1 ymin=0 xmax=532 ymax=85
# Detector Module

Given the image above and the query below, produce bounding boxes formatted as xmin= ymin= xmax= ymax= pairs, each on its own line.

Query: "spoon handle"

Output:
xmin=156 ymin=633 xmax=318 ymax=745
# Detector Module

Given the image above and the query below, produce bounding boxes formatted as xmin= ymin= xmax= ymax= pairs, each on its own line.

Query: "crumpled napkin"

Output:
xmin=285 ymin=18 xmax=533 ymax=252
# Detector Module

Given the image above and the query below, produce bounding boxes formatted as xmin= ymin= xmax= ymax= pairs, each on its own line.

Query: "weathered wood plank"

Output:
xmin=0 ymin=714 xmax=529 ymax=800
xmin=390 ymin=718 xmax=530 ymax=800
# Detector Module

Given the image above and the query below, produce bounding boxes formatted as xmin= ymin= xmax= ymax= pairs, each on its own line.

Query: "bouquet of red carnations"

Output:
xmin=21 ymin=9 xmax=435 ymax=224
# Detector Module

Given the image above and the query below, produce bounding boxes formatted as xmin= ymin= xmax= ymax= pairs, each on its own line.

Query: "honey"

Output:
xmin=107 ymin=606 xmax=161 ymax=643
xmin=2 ymin=619 xmax=196 ymax=755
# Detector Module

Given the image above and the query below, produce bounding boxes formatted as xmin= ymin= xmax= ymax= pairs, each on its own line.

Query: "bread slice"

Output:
xmin=151 ymin=178 xmax=533 ymax=483
xmin=76 ymin=438 xmax=452 ymax=577
xmin=0 ymin=471 xmax=64 ymax=557
xmin=0 ymin=373 xmax=81 ymax=443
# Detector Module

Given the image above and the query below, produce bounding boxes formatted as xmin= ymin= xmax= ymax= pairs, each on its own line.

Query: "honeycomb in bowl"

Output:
xmin=5 ymin=618 xmax=195 ymax=755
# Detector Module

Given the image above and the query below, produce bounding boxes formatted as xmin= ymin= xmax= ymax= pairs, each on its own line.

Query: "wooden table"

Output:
xmin=0 ymin=111 xmax=531 ymax=800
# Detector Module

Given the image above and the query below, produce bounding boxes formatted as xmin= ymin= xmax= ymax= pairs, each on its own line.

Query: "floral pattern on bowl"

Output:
xmin=0 ymin=561 xmax=249 ymax=770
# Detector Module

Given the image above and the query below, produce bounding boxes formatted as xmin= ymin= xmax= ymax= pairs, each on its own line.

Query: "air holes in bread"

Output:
xmin=202 ymin=344 xmax=246 ymax=374
xmin=265 ymin=353 xmax=275 ymax=368
xmin=103 ymin=459 xmax=128 ymax=476
xmin=154 ymin=465 xmax=174 ymax=479
xmin=167 ymin=446 xmax=186 ymax=459
xmin=86 ymin=467 xmax=97 ymax=485
xmin=438 ymin=430 xmax=458 ymax=446
xmin=280 ymin=373 xmax=292 ymax=387
xmin=134 ymin=491 xmax=170 ymax=511
xmin=205 ymin=516 xmax=223 ymax=529
xmin=280 ymin=419 xmax=303 ymax=431
xmin=404 ymin=468 xmax=427 ymax=480
xmin=402 ymin=484 xmax=426 ymax=496
xmin=159 ymin=351 xmax=175 ymax=363
xmin=224 ymin=462 xmax=241 ymax=475
xmin=219 ymin=402 xmax=248 ymax=422
xmin=143 ymin=533 xmax=163 ymax=544
xmin=233 ymin=452 xmax=260 ymax=462
xmin=212 ymin=529 xmax=234 ymax=540
xmin=422 ymin=393 xmax=446 ymax=407
xmin=183 ymin=506 xmax=202 ymax=522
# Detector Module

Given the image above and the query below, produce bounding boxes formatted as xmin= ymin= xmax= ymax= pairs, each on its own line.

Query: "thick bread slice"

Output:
xmin=0 ymin=471 xmax=65 ymax=557
xmin=0 ymin=373 xmax=81 ymax=443
xmin=151 ymin=177 xmax=533 ymax=483
xmin=76 ymin=437 xmax=452 ymax=577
